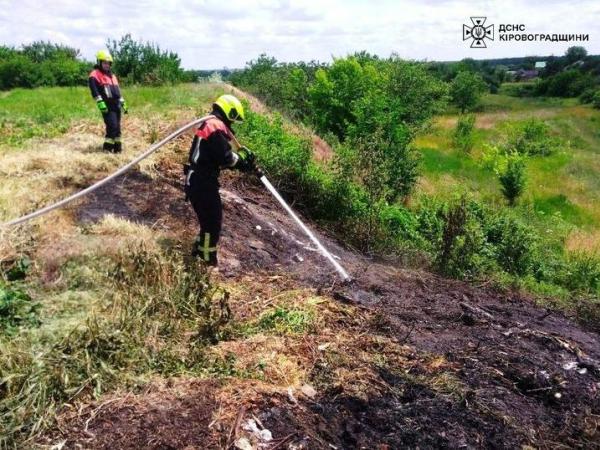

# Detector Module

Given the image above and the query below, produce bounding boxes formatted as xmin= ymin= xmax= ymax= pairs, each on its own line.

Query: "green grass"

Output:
xmin=0 ymin=83 xmax=223 ymax=146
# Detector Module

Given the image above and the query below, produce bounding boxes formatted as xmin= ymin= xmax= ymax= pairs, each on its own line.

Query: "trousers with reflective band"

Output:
xmin=189 ymin=187 xmax=222 ymax=266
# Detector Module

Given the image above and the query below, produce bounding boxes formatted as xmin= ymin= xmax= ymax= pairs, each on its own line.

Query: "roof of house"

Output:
xmin=535 ymin=61 xmax=547 ymax=68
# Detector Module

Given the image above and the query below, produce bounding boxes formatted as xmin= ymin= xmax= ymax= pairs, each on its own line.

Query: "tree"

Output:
xmin=347 ymin=58 xmax=448 ymax=202
xmin=565 ymin=46 xmax=587 ymax=65
xmin=107 ymin=34 xmax=184 ymax=84
xmin=542 ymin=55 xmax=563 ymax=78
xmin=450 ymin=71 xmax=487 ymax=113
xmin=21 ymin=41 xmax=80 ymax=62
xmin=308 ymin=57 xmax=374 ymax=139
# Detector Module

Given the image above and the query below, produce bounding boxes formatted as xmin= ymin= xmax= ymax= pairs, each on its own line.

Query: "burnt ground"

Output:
xmin=45 ymin=159 xmax=600 ymax=449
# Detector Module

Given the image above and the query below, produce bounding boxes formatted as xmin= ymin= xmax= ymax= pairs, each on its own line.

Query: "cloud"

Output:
xmin=0 ymin=0 xmax=598 ymax=69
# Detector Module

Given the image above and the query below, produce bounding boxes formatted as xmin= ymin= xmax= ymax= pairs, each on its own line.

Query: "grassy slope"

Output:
xmin=415 ymin=87 xmax=600 ymax=253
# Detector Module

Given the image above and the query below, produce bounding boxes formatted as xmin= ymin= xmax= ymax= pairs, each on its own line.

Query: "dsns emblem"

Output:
xmin=463 ymin=17 xmax=494 ymax=48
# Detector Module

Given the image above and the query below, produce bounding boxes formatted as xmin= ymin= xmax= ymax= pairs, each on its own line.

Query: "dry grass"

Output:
xmin=566 ymin=230 xmax=600 ymax=254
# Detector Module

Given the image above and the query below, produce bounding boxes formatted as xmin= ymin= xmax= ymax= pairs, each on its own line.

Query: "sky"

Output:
xmin=0 ymin=0 xmax=598 ymax=69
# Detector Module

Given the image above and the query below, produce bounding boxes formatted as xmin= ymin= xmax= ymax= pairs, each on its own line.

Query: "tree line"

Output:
xmin=0 ymin=35 xmax=199 ymax=90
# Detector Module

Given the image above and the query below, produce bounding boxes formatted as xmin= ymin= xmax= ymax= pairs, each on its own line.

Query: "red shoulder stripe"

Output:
xmin=195 ymin=118 xmax=231 ymax=140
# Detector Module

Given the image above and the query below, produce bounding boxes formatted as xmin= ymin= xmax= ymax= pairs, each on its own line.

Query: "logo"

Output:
xmin=463 ymin=17 xmax=494 ymax=48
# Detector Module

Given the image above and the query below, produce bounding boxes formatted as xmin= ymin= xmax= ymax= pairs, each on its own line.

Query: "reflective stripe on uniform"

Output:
xmin=202 ymin=232 xmax=217 ymax=261
xmin=228 ymin=152 xmax=240 ymax=168
xmin=114 ymin=137 xmax=121 ymax=143
xmin=192 ymin=138 xmax=201 ymax=164
xmin=104 ymin=138 xmax=115 ymax=144
xmin=185 ymin=168 xmax=194 ymax=186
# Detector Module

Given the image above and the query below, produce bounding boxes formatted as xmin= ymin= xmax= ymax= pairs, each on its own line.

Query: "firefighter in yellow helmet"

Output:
xmin=184 ymin=94 xmax=257 ymax=265
xmin=88 ymin=50 xmax=128 ymax=152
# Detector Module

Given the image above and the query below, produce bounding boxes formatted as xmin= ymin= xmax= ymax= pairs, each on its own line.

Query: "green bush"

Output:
xmin=560 ymin=252 xmax=600 ymax=294
xmin=229 ymin=54 xmax=322 ymax=121
xmin=484 ymin=214 xmax=537 ymax=275
xmin=498 ymin=153 xmax=526 ymax=206
xmin=238 ymin=110 xmax=312 ymax=196
xmin=435 ymin=197 xmax=490 ymax=279
xmin=593 ymin=90 xmax=600 ymax=109
xmin=536 ymin=70 xmax=597 ymax=98
xmin=508 ymin=118 xmax=560 ymax=156
xmin=308 ymin=57 xmax=374 ymax=139
xmin=450 ymin=71 xmax=487 ymax=112
xmin=579 ymin=87 xmax=597 ymax=104
xmin=0 ymin=42 xmax=90 ymax=90
xmin=453 ymin=114 xmax=476 ymax=153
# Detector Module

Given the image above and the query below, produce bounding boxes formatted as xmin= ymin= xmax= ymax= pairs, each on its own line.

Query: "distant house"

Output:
xmin=535 ymin=61 xmax=546 ymax=69
xmin=517 ymin=69 xmax=539 ymax=80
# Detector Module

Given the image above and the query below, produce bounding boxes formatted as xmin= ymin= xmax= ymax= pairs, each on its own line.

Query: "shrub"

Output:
xmin=436 ymin=197 xmax=490 ymax=279
xmin=536 ymin=70 xmax=597 ymax=98
xmin=453 ymin=114 xmax=476 ymax=153
xmin=0 ymin=41 xmax=90 ymax=90
xmin=308 ymin=57 xmax=374 ymax=139
xmin=560 ymin=252 xmax=600 ymax=294
xmin=508 ymin=118 xmax=560 ymax=156
xmin=237 ymin=110 xmax=312 ymax=197
xmin=484 ymin=214 xmax=537 ymax=275
xmin=593 ymin=90 xmax=600 ymax=109
xmin=579 ymin=87 xmax=597 ymax=104
xmin=450 ymin=71 xmax=487 ymax=112
xmin=498 ymin=153 xmax=526 ymax=206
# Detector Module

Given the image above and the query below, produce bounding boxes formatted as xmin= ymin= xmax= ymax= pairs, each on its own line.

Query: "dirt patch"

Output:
xmin=49 ymin=143 xmax=600 ymax=448
xmin=42 ymin=379 xmax=222 ymax=449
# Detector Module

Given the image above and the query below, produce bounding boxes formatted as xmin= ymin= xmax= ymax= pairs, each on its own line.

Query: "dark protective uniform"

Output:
xmin=88 ymin=67 xmax=123 ymax=152
xmin=185 ymin=114 xmax=241 ymax=266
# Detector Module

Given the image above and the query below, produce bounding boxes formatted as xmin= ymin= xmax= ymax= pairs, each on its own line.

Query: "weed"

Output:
xmin=257 ymin=307 xmax=314 ymax=335
xmin=0 ymin=282 xmax=40 ymax=334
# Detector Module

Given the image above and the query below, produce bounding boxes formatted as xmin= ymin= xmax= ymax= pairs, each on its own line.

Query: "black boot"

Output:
xmin=103 ymin=141 xmax=114 ymax=152
xmin=113 ymin=141 xmax=122 ymax=153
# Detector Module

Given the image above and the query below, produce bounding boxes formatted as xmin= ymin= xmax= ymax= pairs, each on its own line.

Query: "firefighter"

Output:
xmin=184 ymin=94 xmax=257 ymax=266
xmin=88 ymin=50 xmax=127 ymax=153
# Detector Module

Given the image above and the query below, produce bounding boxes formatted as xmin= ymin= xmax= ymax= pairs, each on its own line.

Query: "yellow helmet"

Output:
xmin=96 ymin=50 xmax=113 ymax=63
xmin=213 ymin=94 xmax=245 ymax=123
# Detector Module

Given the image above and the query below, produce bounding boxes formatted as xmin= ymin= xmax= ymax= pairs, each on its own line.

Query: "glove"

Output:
xmin=120 ymin=98 xmax=128 ymax=114
xmin=236 ymin=146 xmax=257 ymax=173
xmin=96 ymin=99 xmax=108 ymax=114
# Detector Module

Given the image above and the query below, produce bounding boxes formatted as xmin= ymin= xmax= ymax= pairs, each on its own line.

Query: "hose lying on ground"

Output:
xmin=0 ymin=115 xmax=214 ymax=228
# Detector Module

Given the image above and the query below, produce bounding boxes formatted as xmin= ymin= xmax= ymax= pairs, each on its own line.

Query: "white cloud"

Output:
xmin=0 ymin=0 xmax=598 ymax=68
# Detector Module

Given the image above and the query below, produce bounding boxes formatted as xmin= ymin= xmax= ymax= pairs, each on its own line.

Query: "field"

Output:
xmin=1 ymin=83 xmax=599 ymax=449
xmin=416 ymin=87 xmax=600 ymax=254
